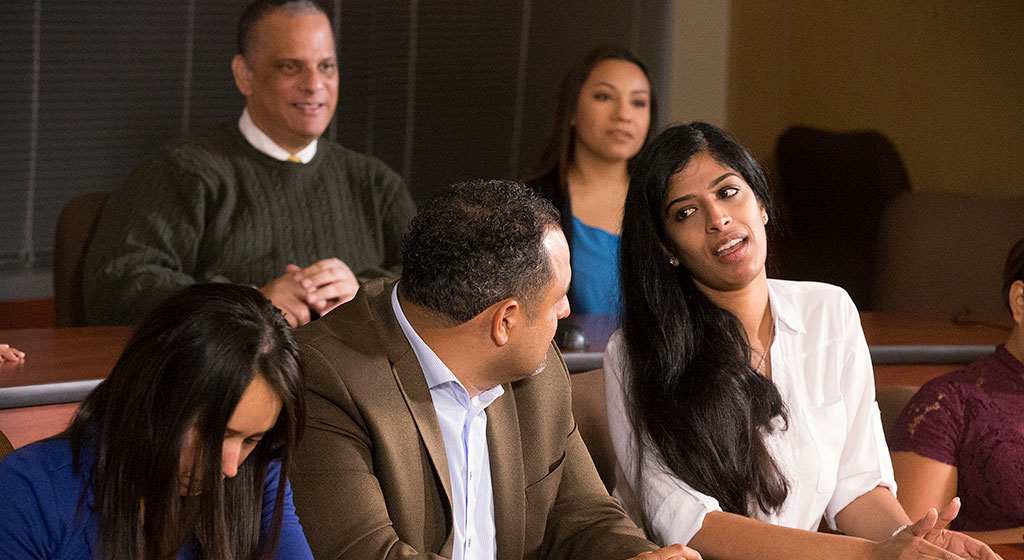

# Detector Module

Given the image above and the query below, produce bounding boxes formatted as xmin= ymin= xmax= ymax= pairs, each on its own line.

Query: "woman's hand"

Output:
xmin=909 ymin=499 xmax=1001 ymax=560
xmin=0 ymin=344 xmax=25 ymax=362
xmin=875 ymin=499 xmax=1001 ymax=560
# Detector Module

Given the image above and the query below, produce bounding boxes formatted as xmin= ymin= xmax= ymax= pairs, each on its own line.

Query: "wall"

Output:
xmin=0 ymin=1 xmax=670 ymax=303
xmin=726 ymin=0 xmax=1024 ymax=196
xmin=666 ymin=1 xmax=731 ymax=128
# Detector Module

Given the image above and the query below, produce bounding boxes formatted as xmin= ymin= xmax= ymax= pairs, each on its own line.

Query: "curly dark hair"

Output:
xmin=400 ymin=179 xmax=560 ymax=325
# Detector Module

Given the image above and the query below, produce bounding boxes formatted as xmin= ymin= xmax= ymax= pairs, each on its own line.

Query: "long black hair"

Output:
xmin=65 ymin=283 xmax=305 ymax=560
xmin=619 ymin=122 xmax=789 ymax=517
xmin=523 ymin=44 xmax=658 ymax=191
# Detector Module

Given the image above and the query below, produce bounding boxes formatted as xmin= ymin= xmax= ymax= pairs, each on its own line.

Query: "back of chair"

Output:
xmin=876 ymin=385 xmax=919 ymax=443
xmin=53 ymin=192 xmax=108 ymax=327
xmin=872 ymin=191 xmax=1024 ymax=313
xmin=775 ymin=126 xmax=911 ymax=310
xmin=570 ymin=368 xmax=617 ymax=494
xmin=0 ymin=429 xmax=15 ymax=462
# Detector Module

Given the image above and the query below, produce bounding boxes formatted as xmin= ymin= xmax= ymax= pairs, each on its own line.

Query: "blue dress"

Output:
xmin=0 ymin=438 xmax=313 ymax=559
xmin=569 ymin=215 xmax=622 ymax=315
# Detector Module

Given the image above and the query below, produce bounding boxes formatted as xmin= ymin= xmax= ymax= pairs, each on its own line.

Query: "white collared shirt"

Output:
xmin=237 ymin=108 xmax=318 ymax=163
xmin=391 ymin=284 xmax=500 ymax=560
xmin=605 ymin=279 xmax=896 ymax=545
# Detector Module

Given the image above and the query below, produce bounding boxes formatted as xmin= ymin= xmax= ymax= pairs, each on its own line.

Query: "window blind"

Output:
xmin=0 ymin=0 xmax=668 ymax=299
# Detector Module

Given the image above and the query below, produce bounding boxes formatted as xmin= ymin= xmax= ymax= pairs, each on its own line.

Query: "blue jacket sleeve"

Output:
xmin=0 ymin=448 xmax=67 ymax=559
xmin=262 ymin=459 xmax=314 ymax=560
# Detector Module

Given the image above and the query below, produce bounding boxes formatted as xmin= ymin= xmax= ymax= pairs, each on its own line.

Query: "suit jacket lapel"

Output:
xmin=367 ymin=282 xmax=455 ymax=523
xmin=487 ymin=383 xmax=525 ymax=560
xmin=392 ymin=350 xmax=454 ymax=507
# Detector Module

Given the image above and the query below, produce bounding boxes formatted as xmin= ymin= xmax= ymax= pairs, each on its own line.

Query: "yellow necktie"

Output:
xmin=287 ymin=154 xmax=301 ymax=163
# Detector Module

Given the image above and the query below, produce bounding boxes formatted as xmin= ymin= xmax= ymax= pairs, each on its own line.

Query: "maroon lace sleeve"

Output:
xmin=888 ymin=348 xmax=1024 ymax=531
xmin=888 ymin=376 xmax=962 ymax=465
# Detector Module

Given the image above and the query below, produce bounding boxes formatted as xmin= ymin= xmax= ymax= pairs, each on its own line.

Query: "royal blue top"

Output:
xmin=569 ymin=215 xmax=622 ymax=316
xmin=0 ymin=438 xmax=313 ymax=559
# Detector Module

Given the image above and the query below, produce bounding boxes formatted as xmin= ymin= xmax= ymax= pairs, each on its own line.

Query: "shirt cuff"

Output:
xmin=825 ymin=473 xmax=897 ymax=528
xmin=645 ymin=480 xmax=722 ymax=546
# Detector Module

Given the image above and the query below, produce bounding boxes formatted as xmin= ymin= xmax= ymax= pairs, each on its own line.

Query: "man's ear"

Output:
xmin=231 ymin=54 xmax=253 ymax=97
xmin=1010 ymin=280 xmax=1024 ymax=325
xmin=490 ymin=298 xmax=521 ymax=346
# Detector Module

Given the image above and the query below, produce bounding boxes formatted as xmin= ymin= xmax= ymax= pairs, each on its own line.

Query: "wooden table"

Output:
xmin=995 ymin=544 xmax=1024 ymax=559
xmin=0 ymin=326 xmax=130 ymax=447
xmin=1 ymin=326 xmax=129 ymax=389
xmin=3 ymin=311 xmax=1007 ymax=399
xmin=861 ymin=311 xmax=1011 ymax=386
xmin=0 ymin=311 xmax=1012 ymax=447
xmin=860 ymin=310 xmax=1011 ymax=345
xmin=559 ymin=311 xmax=1012 ymax=386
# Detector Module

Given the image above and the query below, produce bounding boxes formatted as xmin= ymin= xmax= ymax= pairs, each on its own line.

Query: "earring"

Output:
xmin=669 ymin=256 xmax=679 ymax=266
xmin=762 ymin=212 xmax=769 ymax=225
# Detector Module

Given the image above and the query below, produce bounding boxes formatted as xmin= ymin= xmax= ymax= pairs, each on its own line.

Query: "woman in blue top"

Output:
xmin=524 ymin=45 xmax=655 ymax=315
xmin=0 ymin=284 xmax=313 ymax=559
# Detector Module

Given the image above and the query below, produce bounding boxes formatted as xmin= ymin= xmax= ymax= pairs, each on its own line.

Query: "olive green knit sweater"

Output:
xmin=83 ymin=121 xmax=416 ymax=325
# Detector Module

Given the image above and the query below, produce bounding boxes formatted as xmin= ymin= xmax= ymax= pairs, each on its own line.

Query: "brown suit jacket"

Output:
xmin=291 ymin=279 xmax=653 ymax=559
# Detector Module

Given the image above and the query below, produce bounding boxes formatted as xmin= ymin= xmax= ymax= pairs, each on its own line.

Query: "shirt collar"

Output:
xmin=767 ymin=279 xmax=806 ymax=334
xmin=238 ymin=108 xmax=318 ymax=163
xmin=390 ymin=284 xmax=505 ymax=403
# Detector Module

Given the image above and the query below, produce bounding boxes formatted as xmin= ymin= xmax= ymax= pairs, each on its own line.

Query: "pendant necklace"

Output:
xmin=755 ymin=320 xmax=776 ymax=375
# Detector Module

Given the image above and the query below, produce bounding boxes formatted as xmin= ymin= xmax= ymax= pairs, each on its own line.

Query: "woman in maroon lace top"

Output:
xmin=890 ymin=236 xmax=1024 ymax=544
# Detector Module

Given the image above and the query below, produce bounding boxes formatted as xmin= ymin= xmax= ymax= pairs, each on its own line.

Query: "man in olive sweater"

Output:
xmin=83 ymin=0 xmax=416 ymax=326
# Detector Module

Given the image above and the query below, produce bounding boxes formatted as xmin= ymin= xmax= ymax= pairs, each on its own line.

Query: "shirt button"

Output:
xmin=468 ymin=539 xmax=472 ymax=547
xmin=469 ymin=471 xmax=473 ymax=480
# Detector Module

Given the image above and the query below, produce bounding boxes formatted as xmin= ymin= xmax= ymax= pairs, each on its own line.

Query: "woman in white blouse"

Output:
xmin=607 ymin=122 xmax=998 ymax=560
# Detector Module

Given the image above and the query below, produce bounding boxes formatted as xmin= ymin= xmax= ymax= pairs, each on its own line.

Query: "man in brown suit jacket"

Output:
xmin=290 ymin=180 xmax=699 ymax=560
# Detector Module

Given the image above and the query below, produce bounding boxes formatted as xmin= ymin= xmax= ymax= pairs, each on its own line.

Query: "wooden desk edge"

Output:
xmin=992 ymin=543 xmax=1024 ymax=559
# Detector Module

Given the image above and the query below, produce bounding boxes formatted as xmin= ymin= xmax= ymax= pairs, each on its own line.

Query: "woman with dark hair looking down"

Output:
xmin=0 ymin=283 xmax=312 ymax=559
xmin=524 ymin=45 xmax=654 ymax=315
xmin=605 ymin=122 xmax=999 ymax=560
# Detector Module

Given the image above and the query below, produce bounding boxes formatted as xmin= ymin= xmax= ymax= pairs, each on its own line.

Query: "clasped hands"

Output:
xmin=881 ymin=498 xmax=1000 ymax=560
xmin=260 ymin=258 xmax=359 ymax=327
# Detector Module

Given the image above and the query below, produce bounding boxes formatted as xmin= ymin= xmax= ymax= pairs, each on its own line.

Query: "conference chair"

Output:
xmin=875 ymin=385 xmax=918 ymax=443
xmin=53 ymin=192 xmax=108 ymax=327
xmin=774 ymin=126 xmax=911 ymax=310
xmin=872 ymin=191 xmax=1024 ymax=314
xmin=570 ymin=368 xmax=617 ymax=493
xmin=0 ymin=428 xmax=14 ymax=461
